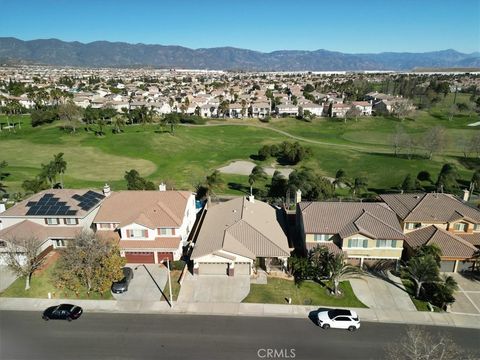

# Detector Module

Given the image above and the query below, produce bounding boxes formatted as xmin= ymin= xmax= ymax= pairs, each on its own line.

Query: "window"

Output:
xmin=314 ymin=234 xmax=332 ymax=242
xmin=54 ymin=239 xmax=66 ymax=247
xmin=453 ymin=223 xmax=467 ymax=232
xmin=64 ymin=218 xmax=78 ymax=225
xmin=158 ymin=228 xmax=174 ymax=236
xmin=46 ymin=218 xmax=59 ymax=225
xmin=0 ymin=240 xmax=6 ymax=247
xmin=348 ymin=238 xmax=368 ymax=248
xmin=130 ymin=229 xmax=148 ymax=238
xmin=98 ymin=223 xmax=111 ymax=229
xmin=406 ymin=222 xmax=421 ymax=230
xmin=376 ymin=240 xmax=397 ymax=248
xmin=474 ymin=224 xmax=480 ymax=231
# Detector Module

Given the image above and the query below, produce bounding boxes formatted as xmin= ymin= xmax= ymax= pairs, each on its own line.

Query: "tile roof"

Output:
xmin=299 ymin=202 xmax=405 ymax=240
xmin=306 ymin=241 xmax=343 ymax=255
xmin=0 ymin=189 xmax=105 ymax=218
xmin=405 ymin=226 xmax=477 ymax=259
xmin=118 ymin=237 xmax=181 ymax=250
xmin=94 ymin=191 xmax=192 ymax=228
xmin=380 ymin=193 xmax=480 ymax=223
xmin=457 ymin=233 xmax=480 ymax=247
xmin=191 ymin=197 xmax=290 ymax=260
xmin=0 ymin=220 xmax=81 ymax=243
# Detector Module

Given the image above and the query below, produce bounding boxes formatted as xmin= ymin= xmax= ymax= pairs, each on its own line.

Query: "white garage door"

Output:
xmin=235 ymin=263 xmax=251 ymax=275
xmin=199 ymin=263 xmax=228 ymax=275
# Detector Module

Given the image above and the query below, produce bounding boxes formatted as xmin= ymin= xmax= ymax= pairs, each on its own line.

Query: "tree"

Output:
xmin=350 ymin=177 xmax=368 ymax=197
xmin=288 ymin=168 xmax=334 ymax=201
xmin=22 ymin=177 xmax=48 ymax=194
xmin=0 ymin=161 xmax=9 ymax=194
xmin=401 ymin=255 xmax=439 ymax=298
xmin=417 ymin=170 xmax=433 ymax=184
xmin=429 ymin=274 xmax=458 ymax=310
xmin=470 ymin=170 xmax=480 ymax=193
xmin=326 ymin=253 xmax=364 ymax=296
xmin=436 ymin=163 xmax=459 ymax=193
xmin=5 ymin=236 xmax=46 ymax=290
xmin=112 ymin=114 xmax=126 ymax=134
xmin=391 ymin=100 xmax=413 ymax=121
xmin=333 ymin=169 xmax=348 ymax=190
xmin=468 ymin=132 xmax=480 ymax=158
xmin=53 ymin=153 xmax=67 ymax=188
xmin=268 ymin=170 xmax=288 ymax=199
xmin=205 ymin=170 xmax=223 ymax=194
xmin=40 ymin=161 xmax=58 ymax=188
xmin=55 ymin=230 xmax=125 ymax=294
xmin=386 ymin=326 xmax=475 ymax=360
xmin=422 ymin=126 xmax=446 ymax=160
xmin=415 ymin=244 xmax=442 ymax=265
xmin=401 ymin=174 xmax=416 ymax=192
xmin=124 ymin=169 xmax=155 ymax=190
xmin=57 ymin=102 xmax=84 ymax=133
xmin=163 ymin=113 xmax=180 ymax=134
xmin=288 ymin=255 xmax=314 ymax=285
xmin=345 ymin=105 xmax=361 ymax=122
xmin=248 ymin=165 xmax=268 ymax=196
xmin=309 ymin=245 xmax=333 ymax=280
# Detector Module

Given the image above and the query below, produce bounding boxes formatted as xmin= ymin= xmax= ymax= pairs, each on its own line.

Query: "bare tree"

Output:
xmin=386 ymin=326 xmax=476 ymax=360
xmin=391 ymin=100 xmax=413 ymax=121
xmin=468 ymin=132 xmax=480 ymax=158
xmin=391 ymin=125 xmax=415 ymax=158
xmin=422 ymin=126 xmax=446 ymax=160
xmin=5 ymin=236 xmax=45 ymax=290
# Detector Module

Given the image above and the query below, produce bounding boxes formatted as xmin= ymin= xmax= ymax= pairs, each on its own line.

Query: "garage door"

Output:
xmin=440 ymin=260 xmax=455 ymax=272
xmin=157 ymin=252 xmax=173 ymax=262
xmin=235 ymin=263 xmax=251 ymax=275
xmin=125 ymin=252 xmax=155 ymax=264
xmin=199 ymin=262 xmax=228 ymax=275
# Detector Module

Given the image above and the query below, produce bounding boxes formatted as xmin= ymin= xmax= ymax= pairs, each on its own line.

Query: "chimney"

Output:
xmin=248 ymin=195 xmax=255 ymax=203
xmin=102 ymin=183 xmax=111 ymax=197
xmin=463 ymin=189 xmax=470 ymax=202
xmin=159 ymin=183 xmax=166 ymax=192
xmin=0 ymin=203 xmax=5 ymax=214
xmin=296 ymin=189 xmax=302 ymax=204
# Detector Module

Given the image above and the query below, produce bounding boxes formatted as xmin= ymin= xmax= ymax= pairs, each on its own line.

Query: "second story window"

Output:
xmin=46 ymin=218 xmax=59 ymax=225
xmin=347 ymin=237 xmax=368 ymax=248
xmin=314 ymin=234 xmax=332 ymax=242
xmin=453 ymin=223 xmax=467 ymax=232
xmin=474 ymin=224 xmax=480 ymax=231
xmin=158 ymin=228 xmax=174 ymax=236
xmin=64 ymin=218 xmax=78 ymax=225
xmin=376 ymin=240 xmax=397 ymax=248
xmin=406 ymin=222 xmax=421 ymax=230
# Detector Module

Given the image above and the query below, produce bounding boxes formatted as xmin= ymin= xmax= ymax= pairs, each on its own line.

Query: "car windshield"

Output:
xmin=327 ymin=310 xmax=350 ymax=319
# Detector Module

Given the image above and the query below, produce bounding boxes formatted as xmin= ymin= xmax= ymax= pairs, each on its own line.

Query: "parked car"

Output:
xmin=317 ymin=309 xmax=360 ymax=331
xmin=111 ymin=267 xmax=134 ymax=294
xmin=42 ymin=304 xmax=83 ymax=321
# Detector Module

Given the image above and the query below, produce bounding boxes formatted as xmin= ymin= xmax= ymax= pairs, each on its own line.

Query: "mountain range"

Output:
xmin=0 ymin=37 xmax=479 ymax=71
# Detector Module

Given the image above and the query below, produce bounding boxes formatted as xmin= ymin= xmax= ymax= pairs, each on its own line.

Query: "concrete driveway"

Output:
xmin=350 ymin=272 xmax=416 ymax=311
xmin=0 ymin=266 xmax=18 ymax=292
xmin=449 ymin=273 xmax=480 ymax=315
xmin=177 ymin=273 xmax=250 ymax=303
xmin=112 ymin=264 xmax=168 ymax=302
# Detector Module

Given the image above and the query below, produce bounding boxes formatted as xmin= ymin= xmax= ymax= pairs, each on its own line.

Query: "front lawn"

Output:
xmin=242 ymin=278 xmax=367 ymax=308
xmin=162 ymin=269 xmax=182 ymax=302
xmin=0 ymin=261 xmax=113 ymax=300
xmin=401 ymin=279 xmax=442 ymax=312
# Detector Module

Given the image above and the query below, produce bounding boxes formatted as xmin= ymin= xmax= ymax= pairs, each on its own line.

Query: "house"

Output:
xmin=0 ymin=189 xmax=106 ymax=264
xmin=251 ymin=102 xmax=271 ymax=118
xmin=302 ymin=103 xmax=324 ymax=117
xmin=352 ymin=101 xmax=373 ymax=116
xmin=297 ymin=202 xmax=405 ymax=267
xmin=93 ymin=189 xmax=196 ymax=263
xmin=329 ymin=103 xmax=351 ymax=118
xmin=276 ymin=103 xmax=298 ymax=117
xmin=191 ymin=196 xmax=291 ymax=276
xmin=404 ymin=226 xmax=477 ymax=272
xmin=380 ymin=193 xmax=480 ymax=271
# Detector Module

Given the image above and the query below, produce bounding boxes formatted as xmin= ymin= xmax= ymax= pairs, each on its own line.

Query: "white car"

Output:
xmin=317 ymin=309 xmax=360 ymax=331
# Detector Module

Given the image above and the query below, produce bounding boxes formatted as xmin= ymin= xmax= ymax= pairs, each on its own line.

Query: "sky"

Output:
xmin=1 ymin=0 xmax=479 ymax=54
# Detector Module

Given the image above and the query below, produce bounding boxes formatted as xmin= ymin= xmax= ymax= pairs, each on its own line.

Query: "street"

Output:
xmin=0 ymin=311 xmax=479 ymax=360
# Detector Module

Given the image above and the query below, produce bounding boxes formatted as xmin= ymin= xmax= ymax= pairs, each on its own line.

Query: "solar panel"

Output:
xmin=44 ymin=194 xmax=54 ymax=198
xmin=26 ymin=201 xmax=36 ymax=207
xmin=72 ymin=194 xmax=82 ymax=201
xmin=66 ymin=210 xmax=77 ymax=216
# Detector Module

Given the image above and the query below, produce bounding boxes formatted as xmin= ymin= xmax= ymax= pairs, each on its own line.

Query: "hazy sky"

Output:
xmin=1 ymin=0 xmax=479 ymax=53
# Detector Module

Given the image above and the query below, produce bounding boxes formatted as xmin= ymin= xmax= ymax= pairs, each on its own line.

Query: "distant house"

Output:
xmin=329 ymin=103 xmax=351 ymax=118
xmin=251 ymin=102 xmax=271 ymax=118
xmin=93 ymin=189 xmax=196 ymax=263
xmin=0 ymin=189 xmax=106 ymax=264
xmin=380 ymin=193 xmax=480 ymax=272
xmin=352 ymin=101 xmax=373 ymax=116
xmin=302 ymin=103 xmax=324 ymax=117
xmin=191 ymin=197 xmax=291 ymax=276
xmin=297 ymin=202 xmax=405 ymax=266
xmin=276 ymin=103 xmax=298 ymax=116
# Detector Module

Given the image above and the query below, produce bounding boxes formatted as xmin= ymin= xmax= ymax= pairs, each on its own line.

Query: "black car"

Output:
xmin=111 ymin=267 xmax=134 ymax=293
xmin=42 ymin=304 xmax=83 ymax=321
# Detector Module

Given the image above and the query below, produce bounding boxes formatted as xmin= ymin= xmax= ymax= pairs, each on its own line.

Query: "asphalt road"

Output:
xmin=1 ymin=311 xmax=479 ymax=360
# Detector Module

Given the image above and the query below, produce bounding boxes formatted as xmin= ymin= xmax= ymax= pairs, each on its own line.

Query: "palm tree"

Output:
xmin=112 ymin=115 xmax=126 ymax=134
xmin=308 ymin=245 xmax=332 ymax=280
xmin=327 ymin=253 xmax=364 ymax=295
xmin=350 ymin=177 xmax=368 ymax=197
xmin=248 ymin=166 xmax=268 ymax=196
xmin=434 ymin=274 xmax=458 ymax=310
xmin=401 ymin=255 xmax=439 ymax=299
xmin=204 ymin=170 xmax=224 ymax=199
xmin=333 ymin=169 xmax=348 ymax=190
xmin=0 ymin=161 xmax=9 ymax=194
xmin=53 ymin=153 xmax=67 ymax=189
xmin=415 ymin=244 xmax=442 ymax=265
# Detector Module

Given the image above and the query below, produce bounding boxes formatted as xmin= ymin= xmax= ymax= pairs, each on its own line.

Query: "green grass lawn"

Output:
xmin=1 ymin=95 xmax=478 ymax=197
xmin=400 ymin=278 xmax=442 ymax=312
xmin=242 ymin=278 xmax=367 ymax=308
xmin=0 ymin=261 xmax=113 ymax=300
xmin=162 ymin=269 xmax=182 ymax=302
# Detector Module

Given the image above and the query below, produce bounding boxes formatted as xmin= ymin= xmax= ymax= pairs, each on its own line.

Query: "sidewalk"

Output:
xmin=1 ymin=297 xmax=479 ymax=329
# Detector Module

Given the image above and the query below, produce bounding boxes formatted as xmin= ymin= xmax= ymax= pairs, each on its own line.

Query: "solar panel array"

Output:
xmin=72 ymin=190 xmax=105 ymax=211
xmin=25 ymin=193 xmax=77 ymax=216
xmin=25 ymin=191 xmax=105 ymax=216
